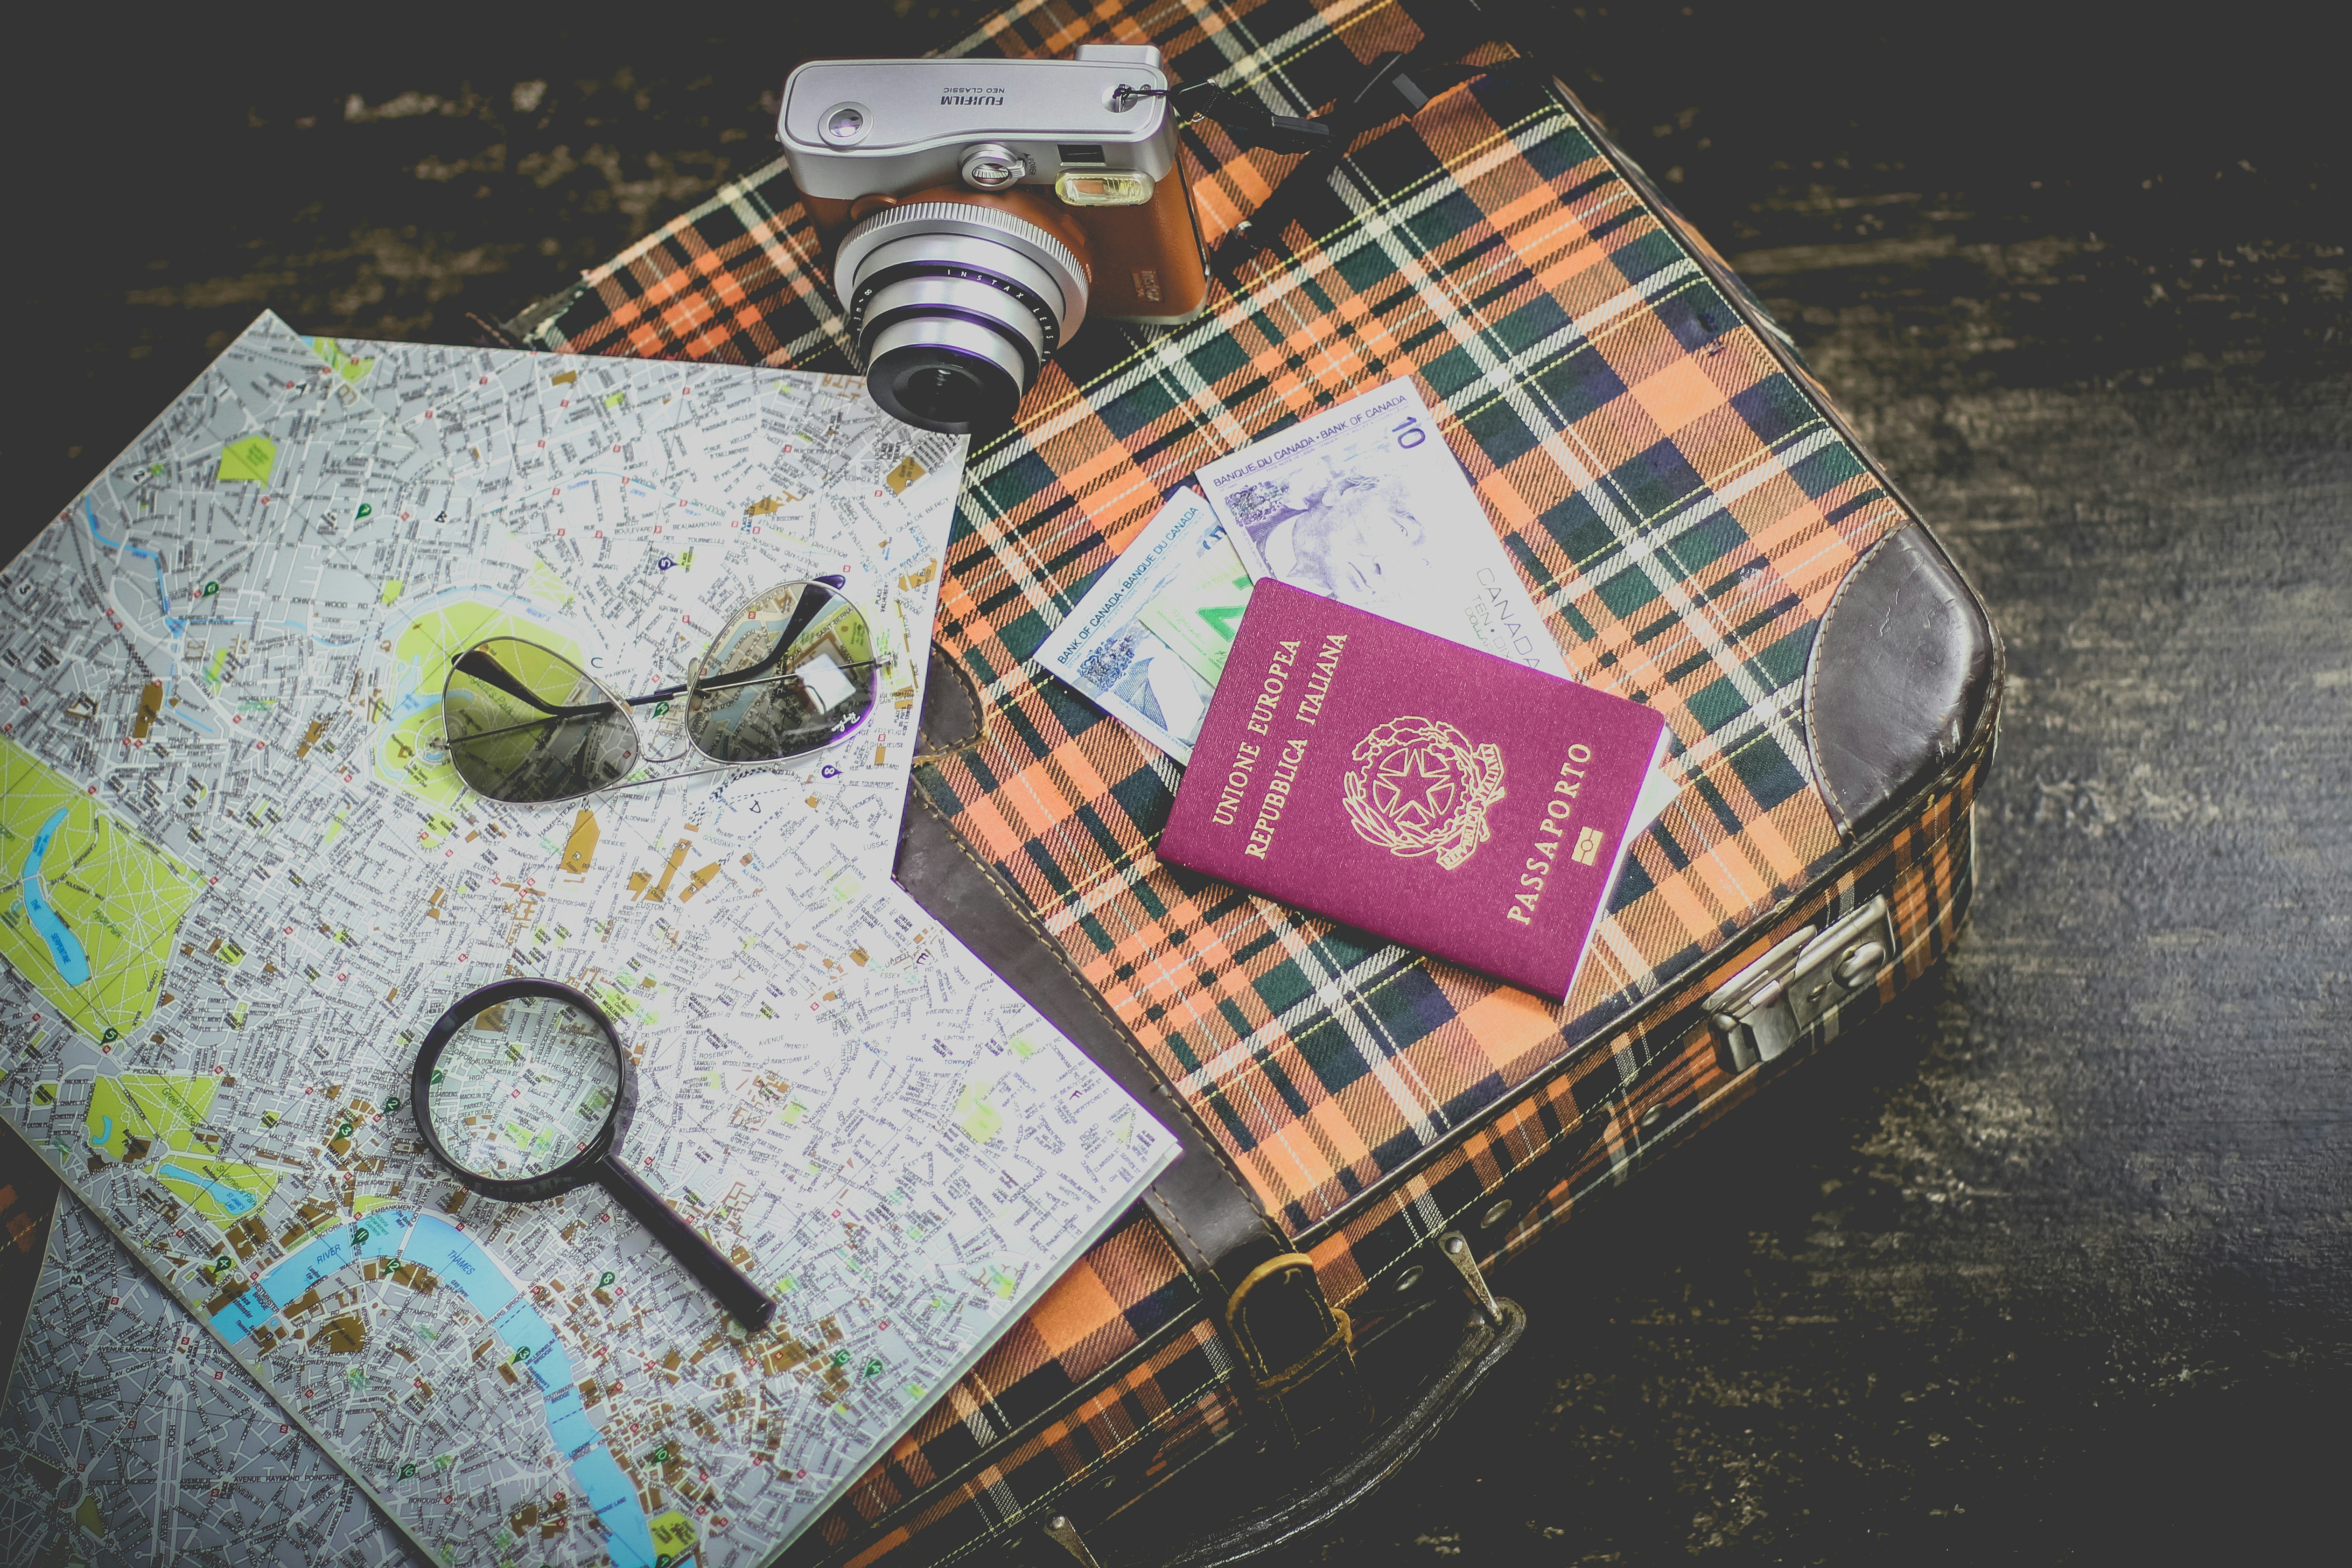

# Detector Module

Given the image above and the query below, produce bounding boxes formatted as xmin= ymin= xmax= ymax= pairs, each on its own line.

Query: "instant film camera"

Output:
xmin=778 ymin=44 xmax=1209 ymax=434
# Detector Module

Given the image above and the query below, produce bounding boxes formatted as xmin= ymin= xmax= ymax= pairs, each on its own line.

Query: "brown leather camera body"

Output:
xmin=805 ymin=174 xmax=1209 ymax=329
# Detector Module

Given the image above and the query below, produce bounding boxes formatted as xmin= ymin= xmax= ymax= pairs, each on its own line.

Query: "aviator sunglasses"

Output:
xmin=441 ymin=576 xmax=892 ymax=805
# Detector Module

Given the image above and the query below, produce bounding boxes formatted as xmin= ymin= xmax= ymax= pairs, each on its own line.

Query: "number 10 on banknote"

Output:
xmin=1195 ymin=376 xmax=1572 ymax=681
xmin=1037 ymin=490 xmax=1252 ymax=763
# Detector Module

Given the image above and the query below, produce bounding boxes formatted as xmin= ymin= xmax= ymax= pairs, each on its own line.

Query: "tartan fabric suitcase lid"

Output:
xmin=519 ymin=0 xmax=1911 ymax=1254
xmin=502 ymin=0 xmax=1994 ymax=1554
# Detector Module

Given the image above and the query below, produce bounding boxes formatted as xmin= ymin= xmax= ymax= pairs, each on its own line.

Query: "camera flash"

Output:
xmin=1055 ymin=170 xmax=1155 ymax=207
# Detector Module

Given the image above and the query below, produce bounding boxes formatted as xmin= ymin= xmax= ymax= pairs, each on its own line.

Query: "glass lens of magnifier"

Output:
xmin=424 ymin=992 xmax=621 ymax=1179
xmin=442 ymin=637 xmax=641 ymax=804
xmin=684 ymin=581 xmax=878 ymax=763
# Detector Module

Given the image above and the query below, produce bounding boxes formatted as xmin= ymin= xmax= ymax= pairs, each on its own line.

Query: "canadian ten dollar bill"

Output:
xmin=1194 ymin=375 xmax=1572 ymax=681
xmin=1196 ymin=376 xmax=1680 ymax=832
xmin=1037 ymin=488 xmax=1252 ymax=763
xmin=1044 ymin=384 xmax=1679 ymax=832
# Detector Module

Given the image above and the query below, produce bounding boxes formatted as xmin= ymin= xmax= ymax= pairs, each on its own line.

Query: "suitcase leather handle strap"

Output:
xmin=901 ymin=675 xmax=1371 ymax=1456
xmin=1066 ymin=1296 xmax=1527 ymax=1568
xmin=1204 ymin=42 xmax=1517 ymax=271
xmin=1223 ymin=1253 xmax=1358 ymax=1437
xmin=900 ymin=664 xmax=1526 ymax=1563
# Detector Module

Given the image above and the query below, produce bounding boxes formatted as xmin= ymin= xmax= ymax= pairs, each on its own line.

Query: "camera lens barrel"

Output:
xmin=862 ymin=277 xmax=1046 ymax=376
xmin=852 ymin=234 xmax=1071 ymax=355
xmin=837 ymin=200 xmax=1090 ymax=434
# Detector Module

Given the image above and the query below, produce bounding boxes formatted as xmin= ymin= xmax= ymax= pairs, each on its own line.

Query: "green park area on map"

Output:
xmin=216 ymin=435 xmax=278 ymax=483
xmin=83 ymin=1071 xmax=280 ymax=1225
xmin=0 ymin=737 xmax=203 ymax=1043
xmin=309 ymin=335 xmax=376 ymax=382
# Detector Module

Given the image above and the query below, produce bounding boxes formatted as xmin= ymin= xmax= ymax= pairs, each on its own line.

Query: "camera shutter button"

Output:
xmin=959 ymin=143 xmax=1030 ymax=191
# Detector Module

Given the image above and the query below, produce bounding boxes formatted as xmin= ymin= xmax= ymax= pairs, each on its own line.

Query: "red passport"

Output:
xmin=1159 ymin=581 xmax=1670 ymax=1001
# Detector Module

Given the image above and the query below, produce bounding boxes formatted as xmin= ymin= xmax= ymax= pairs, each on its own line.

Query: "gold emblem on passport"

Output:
xmin=1342 ymin=715 xmax=1506 ymax=870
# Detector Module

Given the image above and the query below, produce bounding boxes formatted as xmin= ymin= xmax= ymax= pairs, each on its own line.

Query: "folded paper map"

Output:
xmin=0 ymin=315 xmax=1174 ymax=1568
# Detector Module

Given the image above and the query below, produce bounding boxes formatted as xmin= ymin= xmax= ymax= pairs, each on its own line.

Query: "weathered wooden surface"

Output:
xmin=9 ymin=2 xmax=2346 ymax=1561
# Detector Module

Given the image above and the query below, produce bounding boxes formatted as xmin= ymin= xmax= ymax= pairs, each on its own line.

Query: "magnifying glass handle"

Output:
xmin=596 ymin=1155 xmax=778 ymax=1331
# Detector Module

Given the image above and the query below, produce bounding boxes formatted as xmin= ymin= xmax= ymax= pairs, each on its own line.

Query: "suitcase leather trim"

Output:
xmin=1805 ymin=528 xmax=1996 ymax=836
xmin=893 ymin=728 xmax=1373 ymax=1464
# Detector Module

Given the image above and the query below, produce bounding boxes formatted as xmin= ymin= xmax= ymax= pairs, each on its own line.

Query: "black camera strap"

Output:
xmin=1134 ymin=45 xmax=1540 ymax=274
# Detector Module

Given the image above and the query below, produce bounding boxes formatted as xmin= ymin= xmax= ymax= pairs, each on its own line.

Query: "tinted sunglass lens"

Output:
xmin=443 ymin=638 xmax=640 ymax=803
xmin=684 ymin=582 xmax=880 ymax=764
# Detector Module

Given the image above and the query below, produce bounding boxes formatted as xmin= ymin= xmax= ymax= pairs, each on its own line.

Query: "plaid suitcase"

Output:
xmin=498 ymin=1 xmax=2001 ymax=1561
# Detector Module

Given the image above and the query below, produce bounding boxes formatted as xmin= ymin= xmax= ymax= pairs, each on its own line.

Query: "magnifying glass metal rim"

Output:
xmin=410 ymin=977 xmax=638 ymax=1202
xmin=408 ymin=977 xmax=777 ymax=1330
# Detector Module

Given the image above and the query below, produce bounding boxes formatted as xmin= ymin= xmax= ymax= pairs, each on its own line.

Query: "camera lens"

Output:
xmin=864 ymin=322 xmax=1022 ymax=435
xmin=834 ymin=199 xmax=1091 ymax=436
xmin=902 ymin=362 xmax=988 ymax=425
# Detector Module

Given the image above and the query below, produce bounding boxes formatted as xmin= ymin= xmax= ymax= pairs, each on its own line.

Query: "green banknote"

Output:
xmin=1135 ymin=530 xmax=1252 ymax=687
xmin=1036 ymin=489 xmax=1250 ymax=763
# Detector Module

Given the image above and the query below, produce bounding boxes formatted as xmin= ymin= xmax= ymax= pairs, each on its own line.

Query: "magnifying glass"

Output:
xmin=409 ymin=978 xmax=777 ymax=1329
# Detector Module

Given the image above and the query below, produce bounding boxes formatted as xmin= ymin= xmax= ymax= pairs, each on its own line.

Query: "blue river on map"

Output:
xmin=212 ymin=1209 xmax=659 ymax=1567
xmin=155 ymin=1162 xmax=260 ymax=1216
xmin=19 ymin=807 xmax=92 ymax=986
xmin=83 ymin=495 xmax=181 ymax=634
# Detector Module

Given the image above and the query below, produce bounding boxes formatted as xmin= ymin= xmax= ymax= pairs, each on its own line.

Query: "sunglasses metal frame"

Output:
xmin=436 ymin=577 xmax=895 ymax=806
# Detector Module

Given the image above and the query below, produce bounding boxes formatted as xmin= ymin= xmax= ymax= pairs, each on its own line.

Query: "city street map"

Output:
xmin=0 ymin=315 xmax=1175 ymax=1568
xmin=1 ymin=1154 xmax=408 ymax=1568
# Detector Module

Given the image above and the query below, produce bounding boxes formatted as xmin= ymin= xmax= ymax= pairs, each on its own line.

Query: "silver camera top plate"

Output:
xmin=779 ymin=49 xmax=1175 ymax=200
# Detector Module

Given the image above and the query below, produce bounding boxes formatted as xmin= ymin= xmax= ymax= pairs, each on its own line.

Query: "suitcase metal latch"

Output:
xmin=1705 ymin=895 xmax=1896 ymax=1071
